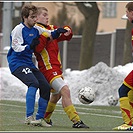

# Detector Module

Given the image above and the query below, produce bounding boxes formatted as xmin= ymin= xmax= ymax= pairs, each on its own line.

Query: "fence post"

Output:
xmin=110 ymin=31 xmax=116 ymax=67
xmin=62 ymin=41 xmax=67 ymax=72
xmin=2 ymin=2 xmax=12 ymax=50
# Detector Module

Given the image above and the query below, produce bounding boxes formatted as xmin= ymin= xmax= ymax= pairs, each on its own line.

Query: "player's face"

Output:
xmin=24 ymin=11 xmax=37 ymax=28
xmin=126 ymin=9 xmax=133 ymax=22
xmin=37 ymin=10 xmax=48 ymax=26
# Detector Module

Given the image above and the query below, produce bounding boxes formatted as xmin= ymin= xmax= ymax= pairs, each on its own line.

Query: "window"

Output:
xmin=102 ymin=2 xmax=117 ymax=18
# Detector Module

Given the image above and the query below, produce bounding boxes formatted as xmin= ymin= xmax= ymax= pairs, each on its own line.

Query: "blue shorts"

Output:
xmin=12 ymin=66 xmax=51 ymax=100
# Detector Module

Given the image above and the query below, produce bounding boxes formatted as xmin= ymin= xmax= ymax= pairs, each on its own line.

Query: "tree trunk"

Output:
xmin=123 ymin=20 xmax=133 ymax=64
xmin=0 ymin=2 xmax=3 ymax=33
xmin=76 ymin=2 xmax=100 ymax=70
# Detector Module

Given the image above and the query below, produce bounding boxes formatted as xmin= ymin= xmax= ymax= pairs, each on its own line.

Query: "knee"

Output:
xmin=30 ymin=80 xmax=39 ymax=88
xmin=118 ymin=84 xmax=130 ymax=98
xmin=26 ymin=86 xmax=37 ymax=97
xmin=39 ymin=82 xmax=51 ymax=95
xmin=50 ymin=93 xmax=61 ymax=103
xmin=61 ymin=85 xmax=70 ymax=96
xmin=40 ymin=90 xmax=50 ymax=101
xmin=39 ymin=84 xmax=51 ymax=101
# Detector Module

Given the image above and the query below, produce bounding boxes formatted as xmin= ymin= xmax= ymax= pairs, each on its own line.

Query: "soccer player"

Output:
xmin=7 ymin=4 xmax=68 ymax=126
xmin=31 ymin=6 xmax=89 ymax=128
xmin=113 ymin=2 xmax=133 ymax=131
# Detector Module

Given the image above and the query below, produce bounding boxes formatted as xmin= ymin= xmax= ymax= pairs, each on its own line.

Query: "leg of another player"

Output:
xmin=61 ymin=85 xmax=80 ymax=123
xmin=44 ymin=93 xmax=61 ymax=124
xmin=61 ymin=85 xmax=89 ymax=128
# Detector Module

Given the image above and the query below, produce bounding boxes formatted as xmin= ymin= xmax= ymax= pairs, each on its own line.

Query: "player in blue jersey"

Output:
xmin=7 ymin=4 xmax=67 ymax=127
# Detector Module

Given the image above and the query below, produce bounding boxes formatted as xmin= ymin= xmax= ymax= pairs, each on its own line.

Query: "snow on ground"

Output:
xmin=0 ymin=61 xmax=133 ymax=106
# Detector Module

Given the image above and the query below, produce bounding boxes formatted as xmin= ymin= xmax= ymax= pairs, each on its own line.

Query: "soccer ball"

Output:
xmin=108 ymin=95 xmax=118 ymax=106
xmin=78 ymin=86 xmax=95 ymax=104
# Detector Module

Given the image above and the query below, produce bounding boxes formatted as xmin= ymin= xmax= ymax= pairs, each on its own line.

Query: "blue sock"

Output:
xmin=36 ymin=97 xmax=48 ymax=120
xmin=26 ymin=87 xmax=37 ymax=117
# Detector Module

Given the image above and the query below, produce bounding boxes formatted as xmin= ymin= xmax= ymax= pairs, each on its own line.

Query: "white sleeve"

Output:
xmin=34 ymin=25 xmax=53 ymax=36
xmin=11 ymin=25 xmax=27 ymax=52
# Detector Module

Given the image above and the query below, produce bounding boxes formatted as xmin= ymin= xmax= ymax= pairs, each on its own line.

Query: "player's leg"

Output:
xmin=44 ymin=93 xmax=61 ymax=125
xmin=33 ymin=69 xmax=51 ymax=120
xmin=113 ymin=70 xmax=133 ymax=130
xmin=126 ymin=91 xmax=133 ymax=131
xmin=128 ymin=90 xmax=133 ymax=123
xmin=122 ymin=70 xmax=133 ymax=125
xmin=60 ymin=85 xmax=80 ymax=122
xmin=60 ymin=85 xmax=88 ymax=128
xmin=113 ymin=84 xmax=132 ymax=130
xmin=12 ymin=66 xmax=39 ymax=124
xmin=30 ymin=69 xmax=51 ymax=127
xmin=51 ymin=77 xmax=89 ymax=128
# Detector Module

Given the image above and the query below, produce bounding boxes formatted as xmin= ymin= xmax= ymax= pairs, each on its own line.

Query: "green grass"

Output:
xmin=0 ymin=100 xmax=123 ymax=132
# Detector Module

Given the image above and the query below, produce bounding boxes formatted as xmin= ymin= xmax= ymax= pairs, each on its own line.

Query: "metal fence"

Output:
xmin=59 ymin=28 xmax=126 ymax=70
xmin=0 ymin=28 xmax=126 ymax=70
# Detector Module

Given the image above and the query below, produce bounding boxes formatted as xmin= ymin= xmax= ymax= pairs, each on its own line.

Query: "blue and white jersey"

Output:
xmin=7 ymin=22 xmax=41 ymax=73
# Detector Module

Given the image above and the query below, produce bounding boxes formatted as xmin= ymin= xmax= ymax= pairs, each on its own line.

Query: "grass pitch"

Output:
xmin=0 ymin=100 xmax=123 ymax=132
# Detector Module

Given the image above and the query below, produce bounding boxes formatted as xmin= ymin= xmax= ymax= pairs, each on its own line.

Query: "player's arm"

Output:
xmin=132 ymin=29 xmax=133 ymax=56
xmin=34 ymin=27 xmax=68 ymax=53
xmin=11 ymin=26 xmax=29 ymax=53
xmin=35 ymin=25 xmax=67 ymax=40
xmin=34 ymin=33 xmax=48 ymax=53
xmin=57 ymin=26 xmax=73 ymax=42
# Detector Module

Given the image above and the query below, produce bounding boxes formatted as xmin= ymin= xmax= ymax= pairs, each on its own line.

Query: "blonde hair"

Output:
xmin=37 ymin=7 xmax=48 ymax=15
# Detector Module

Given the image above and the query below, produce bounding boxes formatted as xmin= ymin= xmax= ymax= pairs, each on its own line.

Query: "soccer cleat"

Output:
xmin=72 ymin=120 xmax=89 ymax=128
xmin=113 ymin=123 xmax=132 ymax=130
xmin=127 ymin=126 xmax=133 ymax=130
xmin=24 ymin=115 xmax=35 ymax=125
xmin=30 ymin=118 xmax=52 ymax=127
xmin=45 ymin=119 xmax=53 ymax=126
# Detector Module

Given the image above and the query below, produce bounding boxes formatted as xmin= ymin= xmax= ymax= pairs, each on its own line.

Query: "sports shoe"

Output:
xmin=24 ymin=115 xmax=35 ymax=125
xmin=30 ymin=118 xmax=52 ymax=127
xmin=127 ymin=126 xmax=133 ymax=130
xmin=113 ymin=123 xmax=132 ymax=130
xmin=45 ymin=119 xmax=53 ymax=126
xmin=72 ymin=120 xmax=89 ymax=128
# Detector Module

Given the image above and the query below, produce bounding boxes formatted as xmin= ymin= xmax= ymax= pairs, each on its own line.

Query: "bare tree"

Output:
xmin=76 ymin=2 xmax=100 ymax=70
xmin=0 ymin=2 xmax=3 ymax=33
xmin=123 ymin=20 xmax=133 ymax=64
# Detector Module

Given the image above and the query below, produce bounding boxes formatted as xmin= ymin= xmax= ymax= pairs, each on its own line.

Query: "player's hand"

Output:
xmin=51 ymin=28 xmax=68 ymax=39
xmin=30 ymin=37 xmax=40 ymax=50
xmin=64 ymin=26 xmax=72 ymax=36
xmin=64 ymin=29 xmax=71 ymax=36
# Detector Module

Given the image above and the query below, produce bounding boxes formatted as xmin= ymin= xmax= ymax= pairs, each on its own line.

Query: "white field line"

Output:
xmin=54 ymin=109 xmax=122 ymax=119
xmin=0 ymin=103 xmax=122 ymax=119
xmin=75 ymin=106 xmax=121 ymax=115
xmin=56 ymin=104 xmax=118 ymax=112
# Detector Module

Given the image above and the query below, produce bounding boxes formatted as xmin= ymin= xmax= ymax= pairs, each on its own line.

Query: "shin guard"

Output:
xmin=64 ymin=105 xmax=80 ymax=123
xmin=44 ymin=102 xmax=56 ymax=122
xmin=26 ymin=87 xmax=37 ymax=117
xmin=36 ymin=97 xmax=48 ymax=120
xmin=119 ymin=97 xmax=132 ymax=125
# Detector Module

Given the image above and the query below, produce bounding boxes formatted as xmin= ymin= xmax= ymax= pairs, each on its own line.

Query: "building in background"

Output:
xmin=0 ymin=2 xmax=128 ymax=35
xmin=0 ymin=1 xmax=129 ymax=68
xmin=32 ymin=1 xmax=127 ymax=32
xmin=31 ymin=2 xmax=128 ymax=69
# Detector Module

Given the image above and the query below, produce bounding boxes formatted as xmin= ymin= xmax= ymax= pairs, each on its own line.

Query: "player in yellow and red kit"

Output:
xmin=113 ymin=2 xmax=133 ymax=131
xmin=31 ymin=7 xmax=89 ymax=128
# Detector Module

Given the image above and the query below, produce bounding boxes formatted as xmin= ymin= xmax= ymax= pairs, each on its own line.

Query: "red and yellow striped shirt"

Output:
xmin=34 ymin=24 xmax=73 ymax=84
